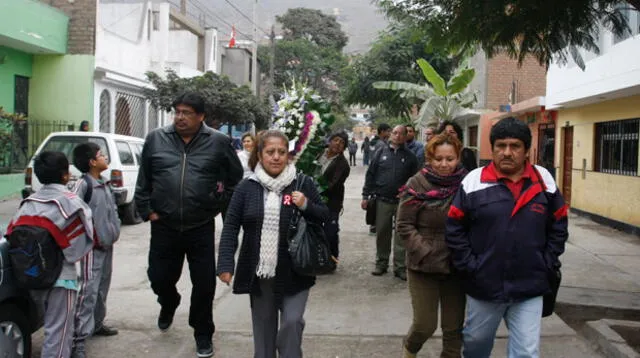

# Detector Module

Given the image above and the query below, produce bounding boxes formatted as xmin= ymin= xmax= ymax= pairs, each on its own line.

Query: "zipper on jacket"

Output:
xmin=180 ymin=152 xmax=187 ymax=232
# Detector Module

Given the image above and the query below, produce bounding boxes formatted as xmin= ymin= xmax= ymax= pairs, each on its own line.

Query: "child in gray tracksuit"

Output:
xmin=6 ymin=151 xmax=94 ymax=358
xmin=71 ymin=143 xmax=121 ymax=358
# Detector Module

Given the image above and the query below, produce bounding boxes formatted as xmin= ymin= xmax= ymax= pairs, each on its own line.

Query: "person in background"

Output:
xmin=318 ymin=131 xmax=351 ymax=262
xmin=347 ymin=137 xmax=358 ymax=166
xmin=71 ymin=143 xmax=121 ymax=358
xmin=79 ymin=121 xmax=90 ymax=132
xmin=405 ymin=124 xmax=425 ymax=166
xmin=238 ymin=132 xmax=256 ymax=179
xmin=135 ymin=92 xmax=243 ymax=358
xmin=6 ymin=151 xmax=94 ymax=358
xmin=437 ymin=120 xmax=477 ymax=172
xmin=362 ymin=136 xmax=371 ymax=166
xmin=217 ymin=130 xmax=329 ymax=358
xmin=424 ymin=127 xmax=435 ymax=143
xmin=362 ymin=125 xmax=418 ymax=281
xmin=369 ymin=123 xmax=391 ymax=154
xmin=366 ymin=123 xmax=392 ymax=235
xmin=446 ymin=117 xmax=568 ymax=358
xmin=396 ymin=134 xmax=467 ymax=358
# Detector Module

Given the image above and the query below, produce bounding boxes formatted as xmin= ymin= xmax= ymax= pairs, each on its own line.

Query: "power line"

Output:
xmin=189 ymin=0 xmax=254 ymax=41
xmin=222 ymin=0 xmax=270 ymax=36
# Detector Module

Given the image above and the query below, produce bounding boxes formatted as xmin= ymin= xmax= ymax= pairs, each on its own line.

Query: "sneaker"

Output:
xmin=195 ymin=336 xmax=214 ymax=358
xmin=93 ymin=324 xmax=119 ymax=336
xmin=158 ymin=306 xmax=176 ymax=332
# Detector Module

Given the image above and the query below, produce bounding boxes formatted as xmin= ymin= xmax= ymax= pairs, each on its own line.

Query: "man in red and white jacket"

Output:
xmin=445 ymin=117 xmax=568 ymax=358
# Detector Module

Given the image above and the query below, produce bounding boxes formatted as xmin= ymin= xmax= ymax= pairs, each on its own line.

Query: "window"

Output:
xmin=130 ymin=143 xmax=142 ymax=165
xmin=116 ymin=141 xmax=135 ymax=165
xmin=613 ymin=5 xmax=639 ymax=44
xmin=14 ymin=76 xmax=29 ymax=116
xmin=41 ymin=136 xmax=110 ymax=164
xmin=595 ymin=118 xmax=639 ymax=176
xmin=468 ymin=125 xmax=478 ymax=148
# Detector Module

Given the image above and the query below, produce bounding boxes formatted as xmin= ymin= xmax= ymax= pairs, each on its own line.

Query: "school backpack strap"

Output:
xmin=80 ymin=174 xmax=93 ymax=204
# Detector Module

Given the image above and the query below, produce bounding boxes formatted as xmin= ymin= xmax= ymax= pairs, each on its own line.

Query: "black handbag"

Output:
xmin=287 ymin=175 xmax=336 ymax=276
xmin=542 ymin=267 xmax=562 ymax=317
xmin=365 ymin=196 xmax=377 ymax=226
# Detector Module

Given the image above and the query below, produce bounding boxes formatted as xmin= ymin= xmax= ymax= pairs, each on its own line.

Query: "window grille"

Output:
xmin=595 ymin=118 xmax=639 ymax=176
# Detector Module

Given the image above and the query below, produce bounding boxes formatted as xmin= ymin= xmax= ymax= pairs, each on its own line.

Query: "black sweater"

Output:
xmin=321 ymin=153 xmax=350 ymax=213
xmin=217 ymin=173 xmax=329 ymax=299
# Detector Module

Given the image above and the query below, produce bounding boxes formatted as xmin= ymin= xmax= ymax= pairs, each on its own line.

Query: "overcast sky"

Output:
xmin=169 ymin=0 xmax=390 ymax=54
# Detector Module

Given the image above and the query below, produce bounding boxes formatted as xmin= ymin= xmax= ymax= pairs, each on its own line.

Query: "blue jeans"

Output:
xmin=463 ymin=295 xmax=543 ymax=358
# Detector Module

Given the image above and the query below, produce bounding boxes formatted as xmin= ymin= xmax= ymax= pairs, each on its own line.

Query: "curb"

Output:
xmin=556 ymin=287 xmax=640 ymax=323
xmin=583 ymin=319 xmax=640 ymax=358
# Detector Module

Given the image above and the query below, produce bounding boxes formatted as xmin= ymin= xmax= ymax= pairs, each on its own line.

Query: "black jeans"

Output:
xmin=349 ymin=153 xmax=357 ymax=166
xmin=148 ymin=220 xmax=216 ymax=339
xmin=324 ymin=211 xmax=341 ymax=258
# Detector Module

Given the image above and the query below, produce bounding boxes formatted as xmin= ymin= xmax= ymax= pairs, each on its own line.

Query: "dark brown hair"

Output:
xmin=425 ymin=133 xmax=463 ymax=162
xmin=248 ymin=130 xmax=289 ymax=170
xmin=241 ymin=132 xmax=255 ymax=143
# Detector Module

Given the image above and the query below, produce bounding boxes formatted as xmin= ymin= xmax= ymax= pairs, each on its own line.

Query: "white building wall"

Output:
xmin=96 ymin=2 xmax=153 ymax=80
xmin=546 ymin=33 xmax=640 ymax=108
xmin=167 ymin=30 xmax=199 ymax=69
xmin=94 ymin=1 xmax=219 ymax=136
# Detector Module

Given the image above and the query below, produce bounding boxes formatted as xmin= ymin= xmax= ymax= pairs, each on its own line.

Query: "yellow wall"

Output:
xmin=556 ymin=94 xmax=640 ymax=227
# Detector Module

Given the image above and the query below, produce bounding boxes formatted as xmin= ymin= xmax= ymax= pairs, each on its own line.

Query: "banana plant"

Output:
xmin=373 ymin=58 xmax=477 ymax=127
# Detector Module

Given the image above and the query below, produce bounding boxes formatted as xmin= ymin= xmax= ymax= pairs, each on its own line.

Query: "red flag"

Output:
xmin=228 ymin=26 xmax=236 ymax=48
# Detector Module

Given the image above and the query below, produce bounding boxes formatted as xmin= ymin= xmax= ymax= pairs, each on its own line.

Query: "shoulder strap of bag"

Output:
xmin=81 ymin=174 xmax=93 ymax=204
xmin=295 ymin=173 xmax=305 ymax=192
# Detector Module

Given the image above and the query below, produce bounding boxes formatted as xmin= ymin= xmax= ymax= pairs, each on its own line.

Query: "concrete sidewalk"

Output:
xmin=557 ymin=212 xmax=640 ymax=323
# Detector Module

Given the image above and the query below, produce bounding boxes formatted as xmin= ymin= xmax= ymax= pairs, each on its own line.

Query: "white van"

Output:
xmin=21 ymin=132 xmax=145 ymax=225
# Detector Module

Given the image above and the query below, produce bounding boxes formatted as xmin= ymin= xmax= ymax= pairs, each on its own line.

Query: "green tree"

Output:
xmin=374 ymin=58 xmax=477 ymax=126
xmin=258 ymin=8 xmax=349 ymax=102
xmin=276 ymin=8 xmax=349 ymax=50
xmin=144 ymin=69 xmax=271 ymax=131
xmin=378 ymin=0 xmax=638 ymax=70
xmin=341 ymin=24 xmax=457 ymax=119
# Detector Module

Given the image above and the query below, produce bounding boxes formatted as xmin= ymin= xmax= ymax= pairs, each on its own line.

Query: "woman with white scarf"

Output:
xmin=217 ymin=130 xmax=329 ymax=358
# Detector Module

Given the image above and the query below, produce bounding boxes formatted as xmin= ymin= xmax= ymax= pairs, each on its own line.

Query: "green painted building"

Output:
xmin=1 ymin=0 xmax=95 ymax=129
xmin=0 ymin=0 xmax=69 ymax=114
xmin=0 ymin=0 xmax=96 ymax=198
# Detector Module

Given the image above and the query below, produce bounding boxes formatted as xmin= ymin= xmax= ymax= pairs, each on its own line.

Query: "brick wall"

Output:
xmin=41 ymin=0 xmax=97 ymax=55
xmin=485 ymin=53 xmax=546 ymax=111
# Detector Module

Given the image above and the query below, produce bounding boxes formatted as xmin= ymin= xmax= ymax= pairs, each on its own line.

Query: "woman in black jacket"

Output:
xmin=217 ymin=130 xmax=329 ymax=358
xmin=318 ymin=131 xmax=351 ymax=261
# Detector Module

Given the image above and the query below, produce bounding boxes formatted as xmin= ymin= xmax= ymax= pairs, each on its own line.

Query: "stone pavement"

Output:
xmin=4 ymin=150 xmax=638 ymax=356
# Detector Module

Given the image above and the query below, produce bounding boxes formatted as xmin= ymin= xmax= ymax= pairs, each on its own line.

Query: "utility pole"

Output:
xmin=251 ymin=0 xmax=259 ymax=96
xmin=268 ymin=25 xmax=276 ymax=100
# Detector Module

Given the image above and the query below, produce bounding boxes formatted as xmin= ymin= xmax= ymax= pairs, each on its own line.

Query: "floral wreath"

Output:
xmin=272 ymin=83 xmax=335 ymax=191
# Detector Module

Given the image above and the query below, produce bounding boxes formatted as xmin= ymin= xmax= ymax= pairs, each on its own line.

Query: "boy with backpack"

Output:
xmin=5 ymin=151 xmax=94 ymax=358
xmin=71 ymin=143 xmax=121 ymax=358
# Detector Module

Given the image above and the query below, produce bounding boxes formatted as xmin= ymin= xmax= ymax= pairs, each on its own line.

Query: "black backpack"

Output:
xmin=7 ymin=225 xmax=64 ymax=290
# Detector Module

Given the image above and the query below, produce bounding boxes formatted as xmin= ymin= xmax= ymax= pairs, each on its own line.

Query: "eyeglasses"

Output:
xmin=175 ymin=110 xmax=196 ymax=118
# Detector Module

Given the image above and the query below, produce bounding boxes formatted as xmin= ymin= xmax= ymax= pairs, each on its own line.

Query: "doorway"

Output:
xmin=538 ymin=123 xmax=556 ymax=179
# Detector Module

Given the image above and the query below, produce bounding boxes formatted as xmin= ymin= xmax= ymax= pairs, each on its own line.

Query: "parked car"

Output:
xmin=21 ymin=132 xmax=145 ymax=225
xmin=0 ymin=236 xmax=40 ymax=358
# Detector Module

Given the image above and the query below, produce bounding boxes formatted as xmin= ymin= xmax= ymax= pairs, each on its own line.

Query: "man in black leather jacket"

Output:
xmin=361 ymin=125 xmax=418 ymax=281
xmin=134 ymin=92 xmax=242 ymax=358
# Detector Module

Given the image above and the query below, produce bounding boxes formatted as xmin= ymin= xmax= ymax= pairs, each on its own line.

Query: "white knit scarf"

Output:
xmin=254 ymin=162 xmax=297 ymax=278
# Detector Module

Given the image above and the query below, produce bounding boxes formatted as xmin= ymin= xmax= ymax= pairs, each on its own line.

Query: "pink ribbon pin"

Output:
xmin=283 ymin=194 xmax=292 ymax=205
